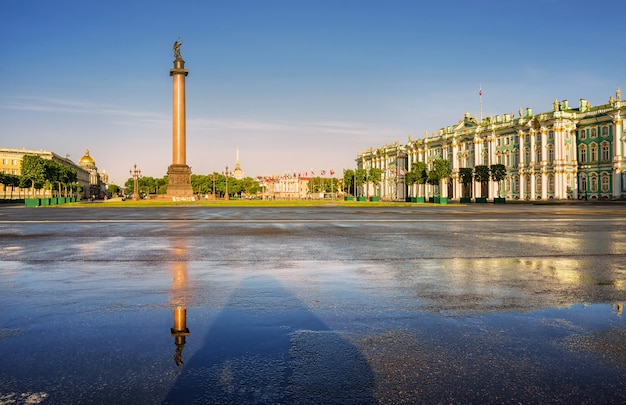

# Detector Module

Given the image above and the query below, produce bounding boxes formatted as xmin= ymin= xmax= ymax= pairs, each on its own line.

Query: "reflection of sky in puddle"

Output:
xmin=2 ymin=209 xmax=626 ymax=403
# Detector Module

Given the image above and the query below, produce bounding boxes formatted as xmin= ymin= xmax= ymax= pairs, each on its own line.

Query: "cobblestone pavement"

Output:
xmin=1 ymin=204 xmax=625 ymax=404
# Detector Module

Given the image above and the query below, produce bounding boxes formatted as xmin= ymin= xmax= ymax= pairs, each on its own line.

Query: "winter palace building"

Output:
xmin=357 ymin=88 xmax=625 ymax=201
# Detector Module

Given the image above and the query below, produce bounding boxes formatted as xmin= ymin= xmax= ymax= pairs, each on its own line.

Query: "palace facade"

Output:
xmin=0 ymin=148 xmax=107 ymax=199
xmin=357 ymin=88 xmax=625 ymax=201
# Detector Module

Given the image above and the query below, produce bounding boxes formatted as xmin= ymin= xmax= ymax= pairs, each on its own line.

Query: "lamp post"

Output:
xmin=130 ymin=164 xmax=142 ymax=201
xmin=223 ymin=166 xmax=230 ymax=200
xmin=210 ymin=174 xmax=217 ymax=199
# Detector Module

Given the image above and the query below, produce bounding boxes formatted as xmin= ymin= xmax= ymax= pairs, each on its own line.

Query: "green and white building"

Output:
xmin=357 ymin=88 xmax=625 ymax=201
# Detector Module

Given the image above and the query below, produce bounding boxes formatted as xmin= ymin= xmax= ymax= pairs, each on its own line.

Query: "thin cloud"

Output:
xmin=1 ymin=96 xmax=164 ymax=120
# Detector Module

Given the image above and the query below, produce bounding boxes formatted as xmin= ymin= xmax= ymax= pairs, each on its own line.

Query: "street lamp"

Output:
xmin=210 ymin=174 xmax=217 ymax=199
xmin=130 ymin=164 xmax=142 ymax=201
xmin=223 ymin=165 xmax=230 ymax=200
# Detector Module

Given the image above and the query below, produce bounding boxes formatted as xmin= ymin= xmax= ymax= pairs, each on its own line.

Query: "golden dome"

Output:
xmin=79 ymin=149 xmax=95 ymax=164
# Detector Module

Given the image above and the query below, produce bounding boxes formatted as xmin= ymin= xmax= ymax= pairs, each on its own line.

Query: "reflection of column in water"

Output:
xmin=172 ymin=306 xmax=190 ymax=366
xmin=613 ymin=302 xmax=623 ymax=316
xmin=170 ymin=240 xmax=191 ymax=366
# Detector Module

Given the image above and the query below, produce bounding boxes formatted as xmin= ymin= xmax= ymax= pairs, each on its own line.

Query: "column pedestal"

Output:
xmin=167 ymin=164 xmax=193 ymax=199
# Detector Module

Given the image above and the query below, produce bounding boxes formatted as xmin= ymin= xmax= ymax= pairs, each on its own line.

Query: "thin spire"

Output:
xmin=479 ymin=84 xmax=483 ymax=122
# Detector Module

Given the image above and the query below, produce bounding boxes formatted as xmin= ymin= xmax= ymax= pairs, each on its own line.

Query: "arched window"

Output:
xmin=536 ymin=175 xmax=542 ymax=194
xmin=590 ymin=174 xmax=598 ymax=192
xmin=579 ymin=145 xmax=587 ymax=163
xmin=548 ymin=175 xmax=554 ymax=193
xmin=601 ymin=126 xmax=609 ymax=137
xmin=548 ymin=130 xmax=554 ymax=140
xmin=601 ymin=142 xmax=610 ymax=161
xmin=591 ymin=128 xmax=597 ymax=138
xmin=601 ymin=173 xmax=610 ymax=192
xmin=580 ymin=173 xmax=587 ymax=192
xmin=590 ymin=144 xmax=598 ymax=162
xmin=524 ymin=148 xmax=530 ymax=164
xmin=548 ymin=146 xmax=554 ymax=163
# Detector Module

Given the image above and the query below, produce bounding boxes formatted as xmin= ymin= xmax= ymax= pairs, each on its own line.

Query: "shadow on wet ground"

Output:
xmin=164 ymin=275 xmax=376 ymax=405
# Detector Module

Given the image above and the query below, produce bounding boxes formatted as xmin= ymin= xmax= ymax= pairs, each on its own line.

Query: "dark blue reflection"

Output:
xmin=164 ymin=275 xmax=376 ymax=404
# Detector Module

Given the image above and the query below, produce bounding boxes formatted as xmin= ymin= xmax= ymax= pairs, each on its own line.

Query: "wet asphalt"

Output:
xmin=0 ymin=203 xmax=625 ymax=404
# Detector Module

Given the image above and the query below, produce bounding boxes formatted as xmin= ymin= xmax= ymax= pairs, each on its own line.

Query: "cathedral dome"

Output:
xmin=79 ymin=149 xmax=95 ymax=165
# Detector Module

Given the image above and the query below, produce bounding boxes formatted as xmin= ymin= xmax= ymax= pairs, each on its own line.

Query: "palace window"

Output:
xmin=536 ymin=149 xmax=542 ymax=162
xmin=601 ymin=173 xmax=610 ymax=193
xmin=591 ymin=128 xmax=597 ymax=138
xmin=580 ymin=174 xmax=587 ymax=192
xmin=601 ymin=126 xmax=609 ymax=137
xmin=579 ymin=146 xmax=587 ymax=163
xmin=602 ymin=142 xmax=610 ymax=161
xmin=548 ymin=175 xmax=554 ymax=193
xmin=525 ymin=134 xmax=530 ymax=143
xmin=536 ymin=175 xmax=542 ymax=194
xmin=590 ymin=175 xmax=598 ymax=192
xmin=579 ymin=129 xmax=586 ymax=139
xmin=548 ymin=147 xmax=554 ymax=163
xmin=513 ymin=150 xmax=519 ymax=167
xmin=513 ymin=176 xmax=519 ymax=193
xmin=590 ymin=144 xmax=598 ymax=162
xmin=525 ymin=148 xmax=530 ymax=164
xmin=548 ymin=130 xmax=554 ymax=140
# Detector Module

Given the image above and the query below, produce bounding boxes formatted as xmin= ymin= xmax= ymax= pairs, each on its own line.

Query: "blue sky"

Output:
xmin=1 ymin=0 xmax=623 ymax=185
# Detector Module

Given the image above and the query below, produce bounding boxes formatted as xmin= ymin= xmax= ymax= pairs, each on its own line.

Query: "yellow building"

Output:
xmin=0 ymin=147 xmax=107 ymax=199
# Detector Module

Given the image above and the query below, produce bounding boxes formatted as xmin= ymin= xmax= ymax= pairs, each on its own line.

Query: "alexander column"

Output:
xmin=166 ymin=38 xmax=194 ymax=199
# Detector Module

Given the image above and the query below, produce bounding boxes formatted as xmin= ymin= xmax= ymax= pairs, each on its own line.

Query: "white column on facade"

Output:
xmin=540 ymin=129 xmax=548 ymax=199
xmin=612 ymin=115 xmax=623 ymax=198
xmin=451 ymin=139 xmax=459 ymax=199
xmin=529 ymin=131 xmax=537 ymax=200
xmin=553 ymin=126 xmax=562 ymax=199
xmin=474 ymin=137 xmax=483 ymax=197
xmin=487 ymin=133 xmax=498 ymax=198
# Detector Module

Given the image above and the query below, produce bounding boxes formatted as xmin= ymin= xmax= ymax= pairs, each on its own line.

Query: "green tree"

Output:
xmin=108 ymin=183 xmax=121 ymax=196
xmin=406 ymin=162 xmax=428 ymax=198
xmin=0 ymin=173 xmax=20 ymax=199
xmin=474 ymin=165 xmax=490 ymax=198
xmin=343 ymin=169 xmax=355 ymax=195
xmin=20 ymin=155 xmax=46 ymax=197
xmin=427 ymin=159 xmax=451 ymax=197
xmin=240 ymin=177 xmax=261 ymax=196
xmin=367 ymin=167 xmax=382 ymax=198
xmin=459 ymin=168 xmax=474 ymax=198
xmin=490 ymin=164 xmax=507 ymax=198
xmin=355 ymin=168 xmax=367 ymax=197
xmin=58 ymin=164 xmax=77 ymax=197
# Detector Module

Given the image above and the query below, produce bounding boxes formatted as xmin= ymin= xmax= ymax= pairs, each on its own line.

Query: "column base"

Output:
xmin=166 ymin=164 xmax=194 ymax=200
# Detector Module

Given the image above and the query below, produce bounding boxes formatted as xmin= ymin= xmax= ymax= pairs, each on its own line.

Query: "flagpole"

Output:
xmin=479 ymin=84 xmax=483 ymax=122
